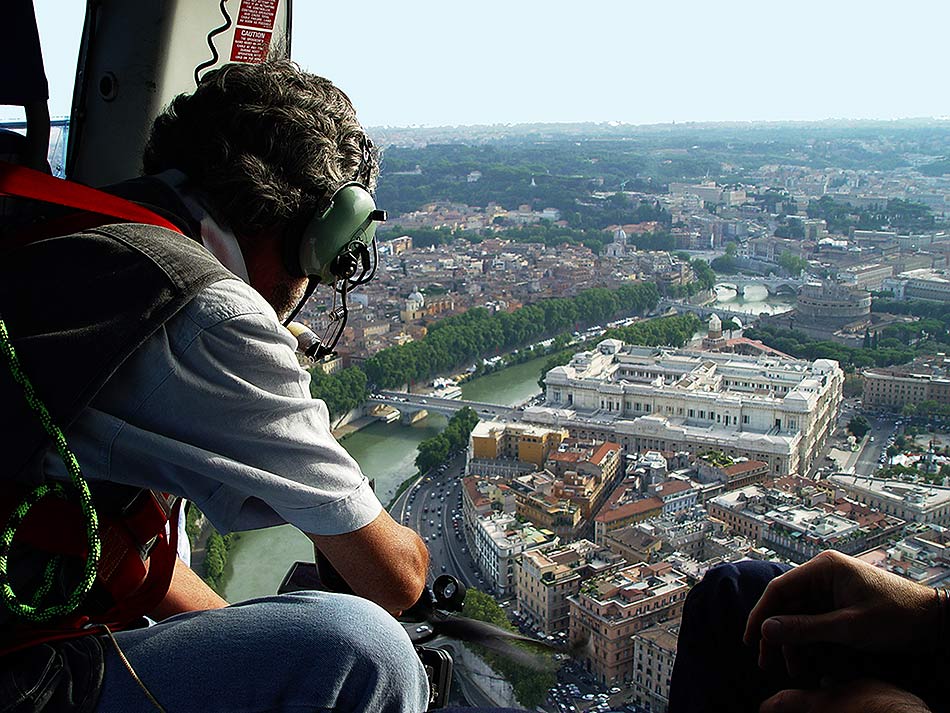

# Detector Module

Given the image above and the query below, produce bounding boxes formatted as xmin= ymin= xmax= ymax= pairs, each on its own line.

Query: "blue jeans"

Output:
xmin=97 ymin=591 xmax=430 ymax=712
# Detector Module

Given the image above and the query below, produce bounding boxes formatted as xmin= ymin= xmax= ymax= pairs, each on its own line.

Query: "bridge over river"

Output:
xmin=714 ymin=274 xmax=803 ymax=297
xmin=368 ymin=391 xmax=529 ymax=422
xmin=657 ymin=299 xmax=760 ymax=323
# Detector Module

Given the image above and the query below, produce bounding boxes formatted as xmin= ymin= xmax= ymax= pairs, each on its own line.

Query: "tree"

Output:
xmin=721 ymin=319 xmax=739 ymax=335
xmin=690 ymin=259 xmax=716 ymax=290
xmin=710 ymin=254 xmax=737 ymax=273
xmin=843 ymin=373 xmax=864 ymax=398
xmin=777 ymin=250 xmax=808 ymax=276
xmin=415 ymin=434 xmax=450 ymax=472
xmin=461 ymin=588 xmax=555 ymax=707
xmin=847 ymin=415 xmax=871 ymax=440
xmin=415 ymin=407 xmax=480 ymax=472
xmin=774 ymin=218 xmax=804 ymax=239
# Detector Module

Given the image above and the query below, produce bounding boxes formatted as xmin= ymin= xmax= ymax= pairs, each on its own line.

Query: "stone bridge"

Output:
xmin=714 ymin=274 xmax=803 ymax=297
xmin=368 ymin=391 xmax=524 ymax=422
xmin=657 ymin=299 xmax=758 ymax=324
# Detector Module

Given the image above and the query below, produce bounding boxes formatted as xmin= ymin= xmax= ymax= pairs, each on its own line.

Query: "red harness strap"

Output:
xmin=0 ymin=161 xmax=183 ymax=234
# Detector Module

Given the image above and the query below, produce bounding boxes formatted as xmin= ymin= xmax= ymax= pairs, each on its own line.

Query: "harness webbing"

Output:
xmin=0 ymin=161 xmax=183 ymax=233
xmin=0 ymin=317 xmax=101 ymax=622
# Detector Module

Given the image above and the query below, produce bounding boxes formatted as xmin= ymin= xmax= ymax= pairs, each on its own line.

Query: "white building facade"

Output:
xmin=532 ymin=340 xmax=843 ymax=476
xmin=469 ymin=512 xmax=556 ymax=597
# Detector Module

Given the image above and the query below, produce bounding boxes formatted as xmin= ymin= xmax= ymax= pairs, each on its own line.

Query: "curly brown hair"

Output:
xmin=143 ymin=60 xmax=379 ymax=235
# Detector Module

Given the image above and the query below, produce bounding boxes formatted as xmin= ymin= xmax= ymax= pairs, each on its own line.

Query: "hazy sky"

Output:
xmin=17 ymin=0 xmax=950 ymax=127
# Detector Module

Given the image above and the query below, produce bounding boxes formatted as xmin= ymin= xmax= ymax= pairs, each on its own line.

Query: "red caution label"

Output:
xmin=237 ymin=0 xmax=279 ymax=30
xmin=230 ymin=27 xmax=273 ymax=63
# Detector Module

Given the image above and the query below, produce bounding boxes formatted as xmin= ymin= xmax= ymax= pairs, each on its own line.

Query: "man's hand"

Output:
xmin=309 ymin=509 xmax=428 ymax=616
xmin=744 ymin=550 xmax=939 ymax=674
xmin=760 ymin=678 xmax=931 ymax=713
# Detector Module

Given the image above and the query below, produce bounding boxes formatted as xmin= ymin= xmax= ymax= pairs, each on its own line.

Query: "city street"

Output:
xmin=853 ymin=415 xmax=898 ymax=476
xmin=389 ymin=452 xmax=485 ymax=591
xmin=815 ymin=399 xmax=897 ymax=478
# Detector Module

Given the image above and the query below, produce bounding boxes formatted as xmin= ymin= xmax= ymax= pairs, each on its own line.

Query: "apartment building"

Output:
xmin=710 ymin=482 xmax=905 ymax=563
xmin=762 ymin=505 xmax=894 ymax=564
xmin=856 ymin=526 xmax=950 ymax=587
xmin=839 ymin=263 xmax=894 ymax=291
xmin=707 ymin=485 xmax=792 ymax=543
xmin=533 ymin=340 xmax=843 ymax=476
xmin=470 ymin=420 xmax=569 ymax=469
xmin=651 ymin=480 xmax=698 ymax=516
xmin=468 ymin=512 xmax=556 ymax=596
xmin=696 ymin=454 xmax=770 ymax=490
xmin=545 ymin=438 xmax=623 ymax=517
xmin=604 ymin=526 xmax=665 ymax=564
xmin=515 ymin=540 xmax=626 ymax=635
xmin=509 ymin=470 xmax=584 ymax=538
xmin=829 ymin=475 xmax=950 ymax=527
xmin=862 ymin=356 xmax=950 ymax=411
xmin=631 ymin=622 xmax=679 ymax=713
xmin=568 ymin=561 xmax=688 ymax=685
xmin=884 ymin=268 xmax=950 ymax=303
xmin=594 ymin=476 xmax=664 ymax=543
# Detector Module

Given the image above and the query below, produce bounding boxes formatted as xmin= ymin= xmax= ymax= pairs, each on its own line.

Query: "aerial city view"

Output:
xmin=4 ymin=2 xmax=950 ymax=712
xmin=276 ymin=120 xmax=950 ymax=711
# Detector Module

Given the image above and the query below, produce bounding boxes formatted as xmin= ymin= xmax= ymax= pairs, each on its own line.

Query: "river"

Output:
xmin=221 ymin=354 xmax=550 ymax=602
xmin=712 ymin=283 xmax=793 ymax=316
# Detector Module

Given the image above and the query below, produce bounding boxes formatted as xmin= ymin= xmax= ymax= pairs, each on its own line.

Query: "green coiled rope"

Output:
xmin=0 ymin=317 xmax=101 ymax=621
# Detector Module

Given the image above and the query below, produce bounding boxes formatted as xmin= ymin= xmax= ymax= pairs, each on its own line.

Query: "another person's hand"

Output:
xmin=744 ymin=550 xmax=940 ymax=674
xmin=759 ymin=678 xmax=931 ymax=713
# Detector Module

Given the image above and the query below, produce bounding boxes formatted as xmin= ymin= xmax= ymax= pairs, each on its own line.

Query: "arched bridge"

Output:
xmin=714 ymin=275 xmax=802 ymax=297
xmin=657 ymin=299 xmax=758 ymax=323
xmin=368 ymin=391 xmax=526 ymax=422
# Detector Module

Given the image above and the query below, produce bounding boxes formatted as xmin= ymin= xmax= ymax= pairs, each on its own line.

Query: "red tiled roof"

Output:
xmin=723 ymin=460 xmax=768 ymax=477
xmin=462 ymin=476 xmax=489 ymax=507
xmin=595 ymin=497 xmax=664 ymax=523
xmin=654 ymin=480 xmax=692 ymax=496
xmin=723 ymin=337 xmax=792 ymax=359
xmin=590 ymin=442 xmax=620 ymax=466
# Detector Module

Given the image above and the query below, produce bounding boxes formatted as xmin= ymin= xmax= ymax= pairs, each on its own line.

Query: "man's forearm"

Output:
xmin=308 ymin=514 xmax=429 ymax=615
xmin=150 ymin=557 xmax=229 ymax=620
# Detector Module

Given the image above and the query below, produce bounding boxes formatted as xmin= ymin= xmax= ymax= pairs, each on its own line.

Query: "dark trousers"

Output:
xmin=668 ymin=560 xmax=792 ymax=713
xmin=668 ymin=560 xmax=948 ymax=713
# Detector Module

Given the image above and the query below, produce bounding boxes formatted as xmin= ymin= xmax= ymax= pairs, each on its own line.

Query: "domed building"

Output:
xmin=400 ymin=286 xmax=426 ymax=323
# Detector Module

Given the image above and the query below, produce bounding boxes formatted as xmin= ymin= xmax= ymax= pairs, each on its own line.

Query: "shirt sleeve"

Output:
xmin=49 ymin=279 xmax=382 ymax=536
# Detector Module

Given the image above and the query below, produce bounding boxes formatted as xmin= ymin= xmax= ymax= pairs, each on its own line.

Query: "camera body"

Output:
xmin=417 ymin=646 xmax=453 ymax=709
xmin=278 ymin=561 xmax=453 ymax=709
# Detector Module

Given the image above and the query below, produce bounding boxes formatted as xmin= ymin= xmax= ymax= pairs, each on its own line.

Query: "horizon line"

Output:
xmin=365 ymin=116 xmax=950 ymax=131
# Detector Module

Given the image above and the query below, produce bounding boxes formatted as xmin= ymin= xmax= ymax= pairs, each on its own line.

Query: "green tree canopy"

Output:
xmin=461 ymin=588 xmax=556 ymax=708
xmin=847 ymin=415 xmax=871 ymax=440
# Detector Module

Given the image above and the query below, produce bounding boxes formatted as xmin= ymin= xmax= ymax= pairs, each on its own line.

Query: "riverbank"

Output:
xmin=333 ymin=414 xmax=378 ymax=439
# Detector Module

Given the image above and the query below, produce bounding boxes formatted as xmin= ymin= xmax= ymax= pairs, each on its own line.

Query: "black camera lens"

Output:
xmin=432 ymin=575 xmax=466 ymax=612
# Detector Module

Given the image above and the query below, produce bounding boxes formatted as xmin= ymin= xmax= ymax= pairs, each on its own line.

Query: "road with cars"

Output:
xmin=389 ymin=451 xmax=486 ymax=593
xmin=854 ymin=415 xmax=898 ymax=475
